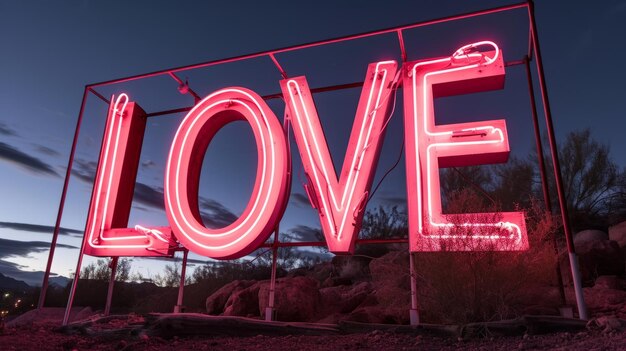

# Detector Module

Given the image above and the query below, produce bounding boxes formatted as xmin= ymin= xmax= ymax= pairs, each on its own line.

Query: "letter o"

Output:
xmin=165 ymin=88 xmax=290 ymax=259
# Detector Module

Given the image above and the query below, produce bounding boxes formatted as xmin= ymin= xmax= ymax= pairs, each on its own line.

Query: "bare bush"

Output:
xmin=80 ymin=258 xmax=131 ymax=282
xmin=415 ymin=191 xmax=557 ymax=324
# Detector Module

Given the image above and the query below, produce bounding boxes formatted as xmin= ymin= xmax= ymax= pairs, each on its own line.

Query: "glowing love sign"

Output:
xmin=83 ymin=41 xmax=528 ymax=260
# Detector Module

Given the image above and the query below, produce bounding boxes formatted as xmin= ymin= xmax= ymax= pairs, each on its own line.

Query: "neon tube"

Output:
xmin=84 ymin=94 xmax=174 ymax=257
xmin=164 ymin=88 xmax=289 ymax=259
xmin=403 ymin=41 xmax=528 ymax=252
xmin=281 ymin=61 xmax=398 ymax=254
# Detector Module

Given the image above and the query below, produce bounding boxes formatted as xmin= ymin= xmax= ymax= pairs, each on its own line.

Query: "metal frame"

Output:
xmin=38 ymin=0 xmax=587 ymax=325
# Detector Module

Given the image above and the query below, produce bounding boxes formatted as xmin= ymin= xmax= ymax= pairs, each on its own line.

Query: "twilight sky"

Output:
xmin=1 ymin=0 xmax=625 ymax=286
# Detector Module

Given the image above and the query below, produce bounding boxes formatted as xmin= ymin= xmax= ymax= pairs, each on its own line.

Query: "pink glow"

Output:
xmin=82 ymin=42 xmax=528 ymax=260
xmin=84 ymin=94 xmax=175 ymax=257
xmin=164 ymin=88 xmax=290 ymax=260
xmin=402 ymin=42 xmax=528 ymax=251
xmin=281 ymin=61 xmax=398 ymax=254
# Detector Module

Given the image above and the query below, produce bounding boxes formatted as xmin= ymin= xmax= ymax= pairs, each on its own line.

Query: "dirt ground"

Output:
xmin=1 ymin=320 xmax=625 ymax=351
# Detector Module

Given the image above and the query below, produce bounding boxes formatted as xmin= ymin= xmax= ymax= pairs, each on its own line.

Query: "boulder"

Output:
xmin=367 ymin=251 xmax=411 ymax=312
xmin=258 ymin=276 xmax=320 ymax=321
xmin=223 ymin=283 xmax=261 ymax=317
xmin=346 ymin=305 xmax=408 ymax=324
xmin=319 ymin=282 xmax=373 ymax=315
xmin=369 ymin=250 xmax=409 ymax=288
xmin=573 ymin=229 xmax=608 ymax=246
xmin=576 ymin=239 xmax=625 ymax=283
xmin=331 ymin=255 xmax=371 ymax=282
xmin=293 ymin=261 xmax=333 ymax=284
xmin=608 ymin=221 xmax=626 ymax=248
xmin=593 ymin=275 xmax=623 ymax=290
xmin=582 ymin=283 xmax=626 ymax=319
xmin=205 ymin=280 xmax=255 ymax=314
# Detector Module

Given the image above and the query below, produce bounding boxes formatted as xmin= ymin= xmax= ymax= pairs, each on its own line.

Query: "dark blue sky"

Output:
xmin=1 ymin=0 xmax=624 ymax=284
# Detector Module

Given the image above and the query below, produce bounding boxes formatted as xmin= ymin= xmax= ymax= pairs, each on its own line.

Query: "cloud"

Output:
xmin=133 ymin=182 xmax=166 ymax=209
xmin=0 ymin=238 xmax=77 ymax=259
xmin=35 ymin=145 xmax=61 ymax=157
xmin=70 ymin=171 xmax=239 ymax=229
xmin=133 ymin=182 xmax=238 ymax=228
xmin=0 ymin=122 xmax=18 ymax=136
xmin=141 ymin=160 xmax=156 ymax=170
xmin=0 ymin=142 xmax=59 ymax=176
xmin=198 ymin=198 xmax=238 ymax=228
xmin=132 ymin=205 xmax=150 ymax=212
xmin=285 ymin=225 xmax=321 ymax=242
xmin=0 ymin=221 xmax=83 ymax=237
xmin=290 ymin=192 xmax=312 ymax=208
xmin=71 ymin=158 xmax=97 ymax=183
xmin=0 ymin=260 xmax=66 ymax=287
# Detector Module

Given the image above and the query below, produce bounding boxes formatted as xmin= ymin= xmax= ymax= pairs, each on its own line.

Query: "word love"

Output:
xmin=83 ymin=41 xmax=528 ymax=260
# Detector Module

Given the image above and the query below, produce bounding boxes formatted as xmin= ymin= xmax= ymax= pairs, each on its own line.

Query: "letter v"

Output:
xmin=280 ymin=61 xmax=398 ymax=254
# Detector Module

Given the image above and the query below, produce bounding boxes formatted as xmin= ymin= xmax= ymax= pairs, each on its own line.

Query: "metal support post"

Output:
xmin=409 ymin=252 xmax=419 ymax=325
xmin=38 ymin=89 xmax=89 ymax=310
xmin=63 ymin=247 xmax=86 ymax=325
xmin=265 ymin=228 xmax=279 ymax=321
xmin=524 ymin=56 xmax=566 ymax=306
xmin=527 ymin=0 xmax=588 ymax=320
xmin=103 ymin=257 xmax=118 ymax=316
xmin=174 ymin=250 xmax=189 ymax=313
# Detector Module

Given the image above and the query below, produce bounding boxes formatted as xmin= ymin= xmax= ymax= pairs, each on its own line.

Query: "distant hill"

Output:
xmin=0 ymin=271 xmax=71 ymax=289
xmin=49 ymin=275 xmax=71 ymax=288
xmin=0 ymin=272 xmax=31 ymax=291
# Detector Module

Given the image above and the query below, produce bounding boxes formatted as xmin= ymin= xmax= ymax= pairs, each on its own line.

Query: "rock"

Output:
xmin=332 ymin=255 xmax=371 ymax=282
xmin=582 ymin=285 xmax=626 ymax=319
xmin=368 ymin=251 xmax=411 ymax=316
xmin=587 ymin=316 xmax=625 ymax=333
xmin=6 ymin=307 xmax=96 ymax=327
xmin=287 ymin=262 xmax=333 ymax=283
xmin=573 ymin=230 xmax=608 ymax=245
xmin=205 ymin=280 xmax=256 ymax=314
xmin=223 ymin=283 xmax=261 ymax=317
xmin=319 ymin=282 xmax=373 ymax=315
xmin=346 ymin=305 xmax=408 ymax=324
xmin=258 ymin=276 xmax=321 ymax=321
xmin=575 ymin=239 xmax=625 ymax=283
xmin=369 ymin=251 xmax=409 ymax=287
xmin=609 ymin=221 xmax=626 ymax=248
xmin=593 ymin=276 xmax=622 ymax=290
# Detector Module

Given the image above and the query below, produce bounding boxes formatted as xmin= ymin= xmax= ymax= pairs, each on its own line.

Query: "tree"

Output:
xmin=439 ymin=129 xmax=624 ymax=231
xmin=548 ymin=129 xmax=623 ymax=230
xmin=154 ymin=262 xmax=181 ymax=287
xmin=440 ymin=157 xmax=535 ymax=213
xmin=80 ymin=258 xmax=132 ymax=282
xmin=359 ymin=205 xmax=407 ymax=240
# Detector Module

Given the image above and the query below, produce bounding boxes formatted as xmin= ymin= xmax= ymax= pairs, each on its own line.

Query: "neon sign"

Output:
xmin=164 ymin=88 xmax=290 ymax=259
xmin=403 ymin=41 xmax=527 ymax=251
xmin=84 ymin=41 xmax=528 ymax=260
xmin=84 ymin=94 xmax=175 ymax=256
xmin=281 ymin=61 xmax=398 ymax=254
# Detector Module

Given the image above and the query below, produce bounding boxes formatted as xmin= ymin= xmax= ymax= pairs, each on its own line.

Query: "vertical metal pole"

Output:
xmin=63 ymin=245 xmax=87 ymax=325
xmin=524 ymin=57 xmax=552 ymax=213
xmin=409 ymin=253 xmax=419 ymax=325
xmin=174 ymin=250 xmax=188 ymax=313
xmin=104 ymin=257 xmax=118 ymax=316
xmin=524 ymin=56 xmax=566 ymax=306
xmin=527 ymin=0 xmax=588 ymax=320
xmin=266 ymin=228 xmax=279 ymax=321
xmin=38 ymin=88 xmax=89 ymax=310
